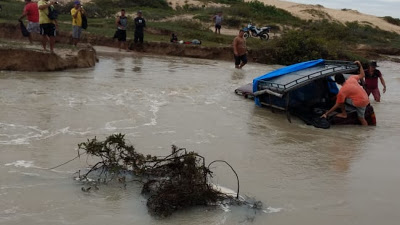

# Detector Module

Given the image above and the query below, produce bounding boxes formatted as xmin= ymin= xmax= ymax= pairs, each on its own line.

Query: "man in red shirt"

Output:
xmin=19 ymin=0 xmax=39 ymax=44
xmin=365 ymin=61 xmax=386 ymax=102
xmin=321 ymin=61 xmax=370 ymax=125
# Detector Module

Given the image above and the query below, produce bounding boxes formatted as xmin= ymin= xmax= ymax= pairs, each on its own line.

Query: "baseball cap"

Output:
xmin=74 ymin=1 xmax=81 ymax=5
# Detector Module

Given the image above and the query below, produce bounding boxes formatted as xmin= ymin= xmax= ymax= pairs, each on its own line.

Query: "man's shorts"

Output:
xmin=215 ymin=24 xmax=221 ymax=29
xmin=116 ymin=29 xmax=126 ymax=42
xmin=27 ymin=22 xmax=40 ymax=33
xmin=234 ymin=54 xmax=248 ymax=65
xmin=366 ymin=88 xmax=381 ymax=102
xmin=345 ymin=98 xmax=366 ymax=118
xmin=72 ymin=25 xmax=82 ymax=39
xmin=40 ymin=23 xmax=56 ymax=37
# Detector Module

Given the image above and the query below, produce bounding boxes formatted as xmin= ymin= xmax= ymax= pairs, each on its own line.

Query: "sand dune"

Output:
xmin=252 ymin=0 xmax=400 ymax=34
xmin=63 ymin=0 xmax=400 ymax=34
xmin=164 ymin=0 xmax=400 ymax=34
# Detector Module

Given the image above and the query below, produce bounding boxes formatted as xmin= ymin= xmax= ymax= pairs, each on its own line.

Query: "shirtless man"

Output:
xmin=233 ymin=30 xmax=247 ymax=69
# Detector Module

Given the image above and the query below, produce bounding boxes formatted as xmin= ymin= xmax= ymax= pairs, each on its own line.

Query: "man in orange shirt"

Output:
xmin=321 ymin=61 xmax=369 ymax=125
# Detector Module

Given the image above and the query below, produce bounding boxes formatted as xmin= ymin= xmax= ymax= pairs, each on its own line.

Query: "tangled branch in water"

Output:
xmin=77 ymin=133 xmax=243 ymax=217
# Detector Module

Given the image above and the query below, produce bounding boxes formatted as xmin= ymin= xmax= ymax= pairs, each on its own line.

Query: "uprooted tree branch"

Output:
xmin=76 ymin=133 xmax=259 ymax=217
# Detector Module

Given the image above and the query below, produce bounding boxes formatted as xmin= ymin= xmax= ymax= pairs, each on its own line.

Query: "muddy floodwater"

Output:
xmin=1 ymin=53 xmax=400 ymax=225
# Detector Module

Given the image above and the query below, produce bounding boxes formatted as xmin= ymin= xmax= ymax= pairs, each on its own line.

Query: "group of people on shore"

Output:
xmin=19 ymin=0 xmax=59 ymax=52
xmin=18 ymin=1 xmax=146 ymax=52
xmin=19 ymin=0 xmax=84 ymax=52
xmin=114 ymin=9 xmax=146 ymax=51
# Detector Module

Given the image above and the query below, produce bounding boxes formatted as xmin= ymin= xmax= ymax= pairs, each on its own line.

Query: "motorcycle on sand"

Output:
xmin=242 ymin=23 xmax=270 ymax=40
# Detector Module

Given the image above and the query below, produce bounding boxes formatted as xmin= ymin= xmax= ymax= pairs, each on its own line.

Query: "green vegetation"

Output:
xmin=301 ymin=9 xmax=332 ymax=20
xmin=383 ymin=16 xmax=400 ymax=27
xmin=0 ymin=0 xmax=24 ymax=23
xmin=272 ymin=20 xmax=400 ymax=64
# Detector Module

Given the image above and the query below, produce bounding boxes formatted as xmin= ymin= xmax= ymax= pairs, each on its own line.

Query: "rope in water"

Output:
xmin=47 ymin=152 xmax=86 ymax=170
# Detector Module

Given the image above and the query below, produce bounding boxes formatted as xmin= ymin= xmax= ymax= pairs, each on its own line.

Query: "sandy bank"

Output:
xmin=0 ymin=23 xmax=97 ymax=71
xmin=0 ymin=46 xmax=97 ymax=71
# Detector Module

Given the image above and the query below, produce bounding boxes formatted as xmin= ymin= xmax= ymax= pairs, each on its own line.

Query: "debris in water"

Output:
xmin=76 ymin=133 xmax=265 ymax=217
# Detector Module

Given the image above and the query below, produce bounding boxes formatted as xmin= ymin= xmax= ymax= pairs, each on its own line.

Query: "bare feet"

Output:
xmin=335 ymin=112 xmax=347 ymax=118
xmin=359 ymin=118 xmax=368 ymax=126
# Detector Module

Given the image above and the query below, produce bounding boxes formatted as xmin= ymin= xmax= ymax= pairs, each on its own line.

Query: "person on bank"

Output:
xmin=233 ymin=29 xmax=247 ymax=69
xmin=115 ymin=9 xmax=128 ymax=51
xmin=321 ymin=61 xmax=370 ymax=126
xmin=213 ymin=11 xmax=223 ymax=34
xmin=170 ymin=33 xmax=178 ymax=43
xmin=365 ymin=61 xmax=386 ymax=102
xmin=19 ymin=0 xmax=40 ymax=44
xmin=38 ymin=0 xmax=57 ymax=53
xmin=71 ymin=1 xmax=85 ymax=47
xmin=134 ymin=10 xmax=146 ymax=44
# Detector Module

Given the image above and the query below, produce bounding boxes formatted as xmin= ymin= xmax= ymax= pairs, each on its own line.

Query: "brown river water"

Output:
xmin=1 ymin=53 xmax=400 ymax=225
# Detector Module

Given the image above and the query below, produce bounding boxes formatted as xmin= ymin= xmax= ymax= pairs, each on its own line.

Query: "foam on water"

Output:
xmin=220 ymin=204 xmax=231 ymax=212
xmin=152 ymin=130 xmax=176 ymax=135
xmin=1 ymin=206 xmax=18 ymax=215
xmin=5 ymin=160 xmax=36 ymax=168
xmin=0 ymin=122 xmax=49 ymax=145
xmin=0 ymin=123 xmax=92 ymax=145
xmin=263 ymin=207 xmax=283 ymax=213
xmin=105 ymin=119 xmax=140 ymax=131
xmin=143 ymin=98 xmax=167 ymax=126
xmin=21 ymin=172 xmax=41 ymax=177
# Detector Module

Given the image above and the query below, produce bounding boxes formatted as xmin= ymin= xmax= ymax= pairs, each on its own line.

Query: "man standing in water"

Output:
xmin=134 ymin=10 xmax=146 ymax=44
xmin=321 ymin=61 xmax=370 ymax=126
xmin=233 ymin=29 xmax=247 ymax=69
xmin=19 ymin=0 xmax=40 ymax=44
xmin=115 ymin=9 xmax=128 ymax=51
xmin=213 ymin=11 xmax=223 ymax=34
xmin=365 ymin=61 xmax=386 ymax=102
xmin=71 ymin=1 xmax=85 ymax=47
xmin=38 ymin=0 xmax=57 ymax=53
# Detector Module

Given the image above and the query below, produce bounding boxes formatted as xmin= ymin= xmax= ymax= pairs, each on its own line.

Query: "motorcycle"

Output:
xmin=242 ymin=23 xmax=270 ymax=40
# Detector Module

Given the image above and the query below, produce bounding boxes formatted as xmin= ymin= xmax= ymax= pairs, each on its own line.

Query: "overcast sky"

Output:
xmin=288 ymin=0 xmax=400 ymax=18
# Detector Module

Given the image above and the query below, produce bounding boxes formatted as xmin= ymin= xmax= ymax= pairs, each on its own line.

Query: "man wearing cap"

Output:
xmin=71 ymin=1 xmax=85 ymax=46
xmin=134 ymin=10 xmax=146 ymax=44
xmin=19 ymin=0 xmax=40 ymax=44
xmin=38 ymin=0 xmax=58 ymax=52
xmin=365 ymin=61 xmax=386 ymax=102
xmin=233 ymin=29 xmax=247 ymax=69
xmin=321 ymin=61 xmax=369 ymax=126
